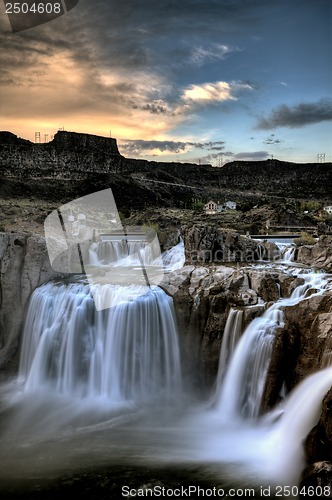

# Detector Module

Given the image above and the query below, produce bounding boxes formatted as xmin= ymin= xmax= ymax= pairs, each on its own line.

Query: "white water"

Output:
xmin=19 ymin=280 xmax=182 ymax=403
xmin=215 ymin=315 xmax=276 ymax=420
xmin=214 ymin=308 xmax=243 ymax=393
xmin=276 ymin=242 xmax=296 ymax=262
xmin=88 ymin=239 xmax=185 ymax=272
xmin=162 ymin=240 xmax=185 ymax=271
xmin=1 ymin=242 xmax=332 ymax=492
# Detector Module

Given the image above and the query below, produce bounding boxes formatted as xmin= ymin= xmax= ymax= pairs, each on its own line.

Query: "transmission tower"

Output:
xmin=317 ymin=153 xmax=325 ymax=163
xmin=35 ymin=132 xmax=41 ymax=143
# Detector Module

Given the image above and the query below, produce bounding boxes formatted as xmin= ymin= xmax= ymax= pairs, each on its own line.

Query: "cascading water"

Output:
xmin=19 ymin=280 xmax=182 ymax=403
xmin=276 ymin=242 xmax=296 ymax=262
xmin=214 ymin=308 xmax=243 ymax=394
xmin=162 ymin=240 xmax=185 ymax=271
xmin=89 ymin=240 xmax=159 ymax=267
xmin=214 ymin=269 xmax=331 ymax=421
xmin=215 ymin=313 xmax=277 ymax=420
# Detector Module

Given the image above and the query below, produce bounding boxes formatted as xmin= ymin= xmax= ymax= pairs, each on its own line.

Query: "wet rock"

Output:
xmin=248 ymin=270 xmax=280 ymax=302
xmin=300 ymin=461 xmax=332 ymax=490
xmin=305 ymin=388 xmax=332 ymax=464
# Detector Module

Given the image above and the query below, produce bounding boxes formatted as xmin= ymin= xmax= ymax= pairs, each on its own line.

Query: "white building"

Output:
xmin=204 ymin=200 xmax=218 ymax=214
xmin=204 ymin=200 xmax=236 ymax=214
xmin=323 ymin=205 xmax=332 ymax=215
xmin=224 ymin=201 xmax=237 ymax=210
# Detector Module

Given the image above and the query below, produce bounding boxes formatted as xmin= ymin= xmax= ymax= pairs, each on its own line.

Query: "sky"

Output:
xmin=0 ymin=0 xmax=331 ymax=164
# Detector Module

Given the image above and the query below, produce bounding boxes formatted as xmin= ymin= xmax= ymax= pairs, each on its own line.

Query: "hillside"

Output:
xmin=1 ymin=131 xmax=331 ymax=210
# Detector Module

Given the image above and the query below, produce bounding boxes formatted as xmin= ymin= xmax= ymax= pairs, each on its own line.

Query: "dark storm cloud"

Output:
xmin=0 ymin=0 xmax=267 ymax=76
xmin=119 ymin=139 xmax=226 ymax=155
xmin=256 ymin=99 xmax=332 ymax=130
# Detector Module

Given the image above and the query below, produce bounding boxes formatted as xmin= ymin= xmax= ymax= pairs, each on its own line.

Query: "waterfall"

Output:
xmin=275 ymin=243 xmax=295 ymax=262
xmin=89 ymin=239 xmax=185 ymax=271
xmin=19 ymin=280 xmax=182 ymax=403
xmin=256 ymin=243 xmax=266 ymax=261
xmin=215 ymin=315 xmax=277 ymax=420
xmin=162 ymin=240 xmax=185 ymax=271
xmin=214 ymin=308 xmax=243 ymax=394
xmin=88 ymin=240 xmax=160 ymax=267
xmin=257 ymin=366 xmax=332 ymax=485
xmin=1 ymin=239 xmax=332 ymax=493
xmin=214 ymin=270 xmax=328 ymax=421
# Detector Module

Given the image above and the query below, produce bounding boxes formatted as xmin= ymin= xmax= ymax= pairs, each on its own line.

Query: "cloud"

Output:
xmin=233 ymin=151 xmax=270 ymax=160
xmin=189 ymin=44 xmax=242 ymax=66
xmin=263 ymin=134 xmax=283 ymax=145
xmin=119 ymin=139 xmax=226 ymax=157
xmin=256 ymin=98 xmax=332 ymax=130
xmin=181 ymin=80 xmax=254 ymax=106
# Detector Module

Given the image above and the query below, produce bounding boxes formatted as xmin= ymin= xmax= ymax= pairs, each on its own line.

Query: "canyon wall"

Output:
xmin=0 ymin=232 xmax=59 ymax=372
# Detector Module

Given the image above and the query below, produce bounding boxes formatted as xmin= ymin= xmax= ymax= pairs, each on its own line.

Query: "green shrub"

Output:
xmin=294 ymin=232 xmax=316 ymax=246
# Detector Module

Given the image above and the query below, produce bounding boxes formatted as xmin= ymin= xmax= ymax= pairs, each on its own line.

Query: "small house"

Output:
xmin=204 ymin=200 xmax=218 ymax=214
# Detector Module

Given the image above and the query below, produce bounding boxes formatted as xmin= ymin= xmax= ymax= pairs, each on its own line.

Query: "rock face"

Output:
xmin=0 ymin=131 xmax=121 ymax=179
xmin=297 ymin=236 xmax=332 ymax=271
xmin=181 ymin=224 xmax=277 ymax=264
xmin=0 ymin=232 xmax=59 ymax=372
xmin=161 ymin=264 xmax=302 ymax=388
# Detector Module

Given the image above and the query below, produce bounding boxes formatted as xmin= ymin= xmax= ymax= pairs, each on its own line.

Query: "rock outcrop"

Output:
xmin=181 ymin=224 xmax=278 ymax=264
xmin=297 ymin=236 xmax=332 ymax=271
xmin=0 ymin=232 xmax=59 ymax=372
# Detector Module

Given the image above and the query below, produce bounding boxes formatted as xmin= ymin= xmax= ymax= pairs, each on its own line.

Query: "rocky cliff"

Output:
xmin=0 ymin=232 xmax=59 ymax=372
xmin=1 ymin=131 xmax=332 ymax=208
